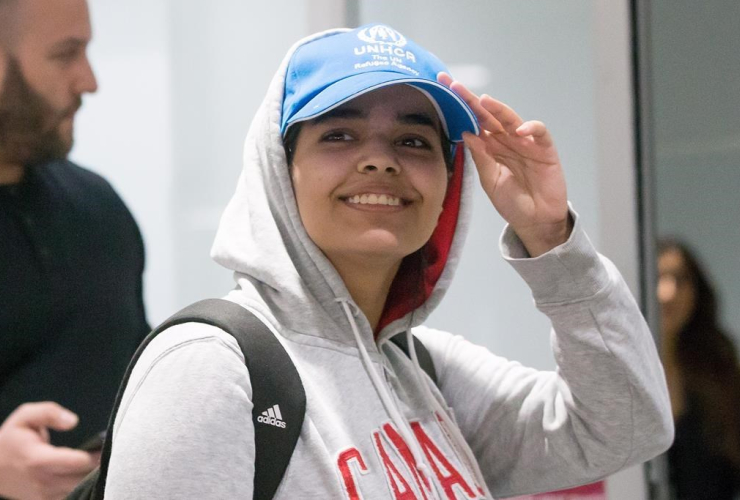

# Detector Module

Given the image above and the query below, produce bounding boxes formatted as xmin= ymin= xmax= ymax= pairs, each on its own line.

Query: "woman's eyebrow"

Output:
xmin=312 ymin=107 xmax=365 ymax=124
xmin=398 ymin=112 xmax=439 ymax=132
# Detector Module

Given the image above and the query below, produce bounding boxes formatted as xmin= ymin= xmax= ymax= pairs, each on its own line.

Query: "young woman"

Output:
xmin=105 ymin=25 xmax=673 ymax=499
xmin=658 ymin=240 xmax=740 ymax=499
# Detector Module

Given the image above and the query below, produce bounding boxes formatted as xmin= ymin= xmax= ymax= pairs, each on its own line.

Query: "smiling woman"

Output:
xmin=102 ymin=24 xmax=673 ymax=499
xmin=290 ymin=86 xmax=450 ymax=327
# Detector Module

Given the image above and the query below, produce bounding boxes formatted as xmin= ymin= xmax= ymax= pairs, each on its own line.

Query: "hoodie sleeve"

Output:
xmin=104 ymin=323 xmax=255 ymax=499
xmin=416 ymin=210 xmax=674 ymax=498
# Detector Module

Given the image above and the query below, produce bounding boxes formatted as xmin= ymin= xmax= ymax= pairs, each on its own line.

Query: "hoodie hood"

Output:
xmin=211 ymin=28 xmax=474 ymax=346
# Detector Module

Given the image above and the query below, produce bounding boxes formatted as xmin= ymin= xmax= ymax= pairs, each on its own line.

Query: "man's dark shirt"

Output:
xmin=0 ymin=160 xmax=149 ymax=447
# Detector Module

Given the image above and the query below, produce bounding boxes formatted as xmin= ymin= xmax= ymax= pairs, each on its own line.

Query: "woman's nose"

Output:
xmin=359 ymin=162 xmax=400 ymax=175
xmin=657 ymin=276 xmax=677 ymax=304
xmin=357 ymin=139 xmax=401 ymax=175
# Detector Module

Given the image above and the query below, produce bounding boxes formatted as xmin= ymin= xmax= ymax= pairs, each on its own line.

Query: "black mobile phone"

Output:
xmin=79 ymin=430 xmax=106 ymax=452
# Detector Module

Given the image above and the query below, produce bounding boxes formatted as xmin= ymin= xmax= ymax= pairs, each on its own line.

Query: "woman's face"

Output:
xmin=658 ymin=249 xmax=697 ymax=339
xmin=289 ymin=85 xmax=449 ymax=271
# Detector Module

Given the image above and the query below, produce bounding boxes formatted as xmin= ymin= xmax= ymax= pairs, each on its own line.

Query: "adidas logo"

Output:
xmin=257 ymin=404 xmax=287 ymax=429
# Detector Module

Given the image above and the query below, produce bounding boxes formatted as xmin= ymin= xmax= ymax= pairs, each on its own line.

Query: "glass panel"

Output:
xmin=641 ymin=1 xmax=740 ymax=498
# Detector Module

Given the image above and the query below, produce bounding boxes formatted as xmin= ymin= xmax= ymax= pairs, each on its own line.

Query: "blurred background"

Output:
xmin=68 ymin=1 xmax=740 ymax=498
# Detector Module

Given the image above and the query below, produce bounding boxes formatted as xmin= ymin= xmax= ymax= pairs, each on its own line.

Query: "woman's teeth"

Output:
xmin=346 ymin=194 xmax=402 ymax=206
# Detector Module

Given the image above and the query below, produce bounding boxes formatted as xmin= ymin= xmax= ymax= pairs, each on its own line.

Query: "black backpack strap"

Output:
xmin=89 ymin=299 xmax=305 ymax=500
xmin=390 ymin=332 xmax=437 ymax=386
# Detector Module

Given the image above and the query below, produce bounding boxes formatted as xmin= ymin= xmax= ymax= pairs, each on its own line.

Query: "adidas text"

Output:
xmin=258 ymin=404 xmax=287 ymax=428
xmin=257 ymin=415 xmax=286 ymax=428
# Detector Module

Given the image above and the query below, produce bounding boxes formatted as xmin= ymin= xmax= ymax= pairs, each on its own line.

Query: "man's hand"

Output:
xmin=439 ymin=72 xmax=572 ymax=257
xmin=0 ymin=402 xmax=98 ymax=500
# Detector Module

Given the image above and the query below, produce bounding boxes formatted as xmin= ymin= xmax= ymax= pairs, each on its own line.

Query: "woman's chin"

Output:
xmin=352 ymin=232 xmax=423 ymax=258
xmin=324 ymin=239 xmax=421 ymax=268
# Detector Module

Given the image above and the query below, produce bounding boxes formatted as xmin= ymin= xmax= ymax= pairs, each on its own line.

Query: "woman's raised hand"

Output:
xmin=439 ymin=72 xmax=572 ymax=257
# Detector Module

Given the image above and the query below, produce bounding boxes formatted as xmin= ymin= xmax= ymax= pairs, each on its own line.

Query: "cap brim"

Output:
xmin=283 ymin=72 xmax=479 ymax=142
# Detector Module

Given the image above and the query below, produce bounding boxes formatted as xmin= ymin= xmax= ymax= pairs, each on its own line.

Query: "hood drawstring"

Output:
xmin=336 ymin=298 xmax=443 ymax=499
xmin=405 ymin=329 xmax=494 ymax=499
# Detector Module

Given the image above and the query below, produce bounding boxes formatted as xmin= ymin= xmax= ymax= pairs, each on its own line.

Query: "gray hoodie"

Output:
xmin=105 ymin=30 xmax=673 ymax=499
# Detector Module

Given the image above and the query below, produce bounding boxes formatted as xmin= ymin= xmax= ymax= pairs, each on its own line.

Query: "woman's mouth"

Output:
xmin=345 ymin=193 xmax=404 ymax=206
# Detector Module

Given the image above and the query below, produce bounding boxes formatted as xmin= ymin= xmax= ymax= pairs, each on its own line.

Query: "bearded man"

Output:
xmin=0 ymin=0 xmax=149 ymax=497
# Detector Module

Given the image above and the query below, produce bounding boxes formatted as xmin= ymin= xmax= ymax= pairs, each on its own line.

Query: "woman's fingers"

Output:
xmin=440 ymin=73 xmax=526 ymax=138
xmin=516 ymin=120 xmax=553 ymax=148
xmin=437 ymin=71 xmax=454 ymax=88
xmin=438 ymin=72 xmax=556 ymax=163
xmin=479 ymin=95 xmax=524 ymax=135
xmin=439 ymin=75 xmax=506 ymax=134
xmin=462 ymin=132 xmax=503 ymax=190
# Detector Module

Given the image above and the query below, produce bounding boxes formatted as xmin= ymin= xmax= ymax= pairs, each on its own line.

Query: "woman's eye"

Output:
xmin=398 ymin=137 xmax=430 ymax=149
xmin=322 ymin=131 xmax=353 ymax=142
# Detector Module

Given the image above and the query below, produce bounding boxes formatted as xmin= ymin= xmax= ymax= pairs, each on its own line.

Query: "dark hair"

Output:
xmin=282 ymin=122 xmax=456 ymax=173
xmin=282 ymin=122 xmax=302 ymax=166
xmin=659 ymin=238 xmax=740 ymax=470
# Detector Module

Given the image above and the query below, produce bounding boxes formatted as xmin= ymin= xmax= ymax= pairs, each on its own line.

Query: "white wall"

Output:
xmin=166 ymin=0 xmax=309 ymax=313
xmin=72 ymin=0 xmax=176 ymax=323
xmin=73 ymin=0 xmax=312 ymax=323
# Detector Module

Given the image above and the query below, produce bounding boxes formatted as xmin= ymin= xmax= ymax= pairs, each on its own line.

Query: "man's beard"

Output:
xmin=0 ymin=57 xmax=81 ymax=167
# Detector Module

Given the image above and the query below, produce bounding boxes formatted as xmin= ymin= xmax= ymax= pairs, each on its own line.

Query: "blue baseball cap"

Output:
xmin=281 ymin=24 xmax=480 ymax=142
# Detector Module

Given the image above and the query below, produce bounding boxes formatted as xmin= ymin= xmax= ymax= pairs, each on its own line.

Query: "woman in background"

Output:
xmin=658 ymin=239 xmax=740 ymax=499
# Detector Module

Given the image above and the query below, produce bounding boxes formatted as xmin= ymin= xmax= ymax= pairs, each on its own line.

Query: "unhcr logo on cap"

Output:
xmin=353 ymin=25 xmax=417 ymax=67
xmin=357 ymin=25 xmax=407 ymax=47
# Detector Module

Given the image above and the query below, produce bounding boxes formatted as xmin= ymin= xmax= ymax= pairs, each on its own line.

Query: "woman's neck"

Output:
xmin=331 ymin=254 xmax=401 ymax=334
xmin=660 ymin=325 xmax=681 ymax=359
xmin=0 ymin=162 xmax=24 ymax=185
